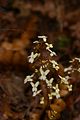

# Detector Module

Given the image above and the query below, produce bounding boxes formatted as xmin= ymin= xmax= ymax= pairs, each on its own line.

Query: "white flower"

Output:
xmin=28 ymin=52 xmax=40 ymax=63
xmin=59 ymin=75 xmax=69 ymax=85
xmin=31 ymin=81 xmax=39 ymax=92
xmin=48 ymin=92 xmax=54 ymax=100
xmin=46 ymin=78 xmax=54 ymax=88
xmin=67 ymin=84 xmax=72 ymax=91
xmin=45 ymin=42 xmax=56 ymax=56
xmin=40 ymin=97 xmax=44 ymax=104
xmin=39 ymin=67 xmax=50 ymax=80
xmin=53 ymin=84 xmax=60 ymax=99
xmin=35 ymin=69 xmax=38 ymax=73
xmin=64 ymin=66 xmax=72 ymax=72
xmin=75 ymin=58 xmax=80 ymax=62
xmin=38 ymin=36 xmax=47 ymax=42
xmin=24 ymin=74 xmax=34 ymax=84
xmin=69 ymin=59 xmax=74 ymax=63
xmin=68 ymin=71 xmax=71 ymax=74
xmin=50 ymin=60 xmax=59 ymax=70
xmin=45 ymin=43 xmax=53 ymax=49
xmin=70 ymin=57 xmax=80 ymax=63
xmin=32 ymin=90 xmax=42 ymax=97
xmin=50 ymin=60 xmax=58 ymax=66
xmin=30 ymin=81 xmax=41 ymax=96
xmin=65 ymin=76 xmax=70 ymax=80
xmin=33 ymin=41 xmax=40 ymax=43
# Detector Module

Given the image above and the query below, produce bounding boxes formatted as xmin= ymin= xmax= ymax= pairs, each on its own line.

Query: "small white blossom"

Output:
xmin=68 ymin=71 xmax=71 ymax=74
xmin=48 ymin=92 xmax=54 ymax=100
xmin=24 ymin=74 xmax=34 ymax=84
xmin=69 ymin=59 xmax=74 ymax=63
xmin=46 ymin=78 xmax=54 ymax=88
xmin=45 ymin=43 xmax=53 ymax=50
xmin=40 ymin=97 xmax=44 ymax=104
xmin=33 ymin=41 xmax=40 ymax=43
xmin=65 ymin=76 xmax=70 ymax=80
xmin=75 ymin=58 xmax=80 ymax=62
xmin=67 ymin=84 xmax=72 ymax=91
xmin=53 ymin=84 xmax=60 ymax=99
xmin=38 ymin=36 xmax=47 ymax=42
xmin=59 ymin=75 xmax=69 ymax=85
xmin=30 ymin=82 xmax=41 ymax=96
xmin=35 ymin=69 xmax=38 ymax=73
xmin=32 ymin=90 xmax=42 ymax=97
xmin=64 ymin=66 xmax=72 ymax=72
xmin=50 ymin=60 xmax=59 ymax=70
xmin=45 ymin=42 xmax=56 ymax=56
xmin=70 ymin=57 xmax=80 ymax=63
xmin=31 ymin=81 xmax=39 ymax=92
xmin=43 ymin=65 xmax=46 ymax=68
xmin=28 ymin=52 xmax=40 ymax=63
xmin=39 ymin=67 xmax=50 ymax=80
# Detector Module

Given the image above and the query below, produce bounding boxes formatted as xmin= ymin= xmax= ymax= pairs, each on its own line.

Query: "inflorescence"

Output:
xmin=24 ymin=36 xmax=72 ymax=105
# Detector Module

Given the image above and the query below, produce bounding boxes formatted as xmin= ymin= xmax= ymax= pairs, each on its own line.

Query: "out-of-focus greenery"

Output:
xmin=57 ymin=35 xmax=71 ymax=48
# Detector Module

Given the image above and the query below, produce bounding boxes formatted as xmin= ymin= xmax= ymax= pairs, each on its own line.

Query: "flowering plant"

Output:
xmin=24 ymin=36 xmax=72 ymax=120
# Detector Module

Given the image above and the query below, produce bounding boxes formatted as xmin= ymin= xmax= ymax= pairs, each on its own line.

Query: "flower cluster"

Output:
xmin=24 ymin=74 xmax=41 ymax=97
xmin=24 ymin=36 xmax=72 ymax=105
